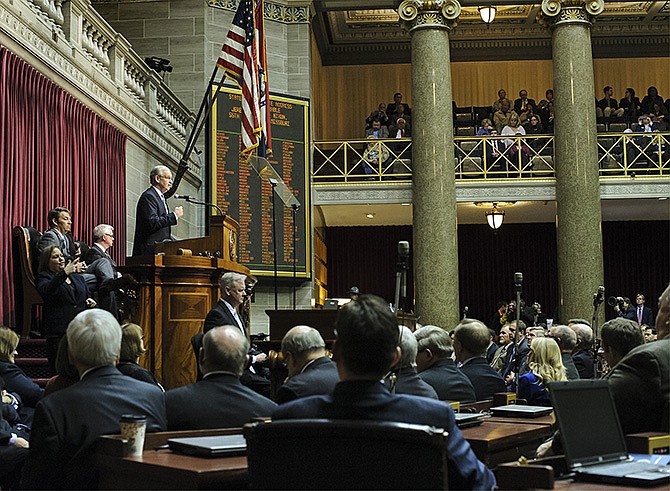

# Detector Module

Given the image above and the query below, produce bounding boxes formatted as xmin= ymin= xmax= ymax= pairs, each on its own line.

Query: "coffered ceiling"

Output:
xmin=311 ymin=1 xmax=670 ymax=65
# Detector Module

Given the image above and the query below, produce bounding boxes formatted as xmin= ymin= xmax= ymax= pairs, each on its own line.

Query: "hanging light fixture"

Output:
xmin=479 ymin=5 xmax=497 ymax=25
xmin=485 ymin=203 xmax=505 ymax=230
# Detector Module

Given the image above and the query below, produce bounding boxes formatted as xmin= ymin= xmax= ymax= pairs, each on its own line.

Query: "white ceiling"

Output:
xmin=317 ymin=198 xmax=670 ymax=227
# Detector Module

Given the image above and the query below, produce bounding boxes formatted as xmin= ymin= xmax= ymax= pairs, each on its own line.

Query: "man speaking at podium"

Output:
xmin=132 ymin=165 xmax=184 ymax=256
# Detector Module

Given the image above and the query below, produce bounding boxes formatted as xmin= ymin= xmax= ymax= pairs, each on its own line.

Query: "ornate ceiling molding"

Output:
xmin=207 ymin=0 xmax=310 ymax=24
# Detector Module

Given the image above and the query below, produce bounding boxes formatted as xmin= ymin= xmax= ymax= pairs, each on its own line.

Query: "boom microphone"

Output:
xmin=175 ymin=195 xmax=191 ymax=200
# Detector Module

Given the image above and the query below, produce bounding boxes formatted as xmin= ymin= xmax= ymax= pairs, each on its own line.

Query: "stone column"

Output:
xmin=399 ymin=0 xmax=461 ymax=328
xmin=539 ymin=0 xmax=605 ymax=326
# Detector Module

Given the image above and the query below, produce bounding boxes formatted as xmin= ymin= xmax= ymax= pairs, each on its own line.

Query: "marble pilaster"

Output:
xmin=399 ymin=0 xmax=460 ymax=328
xmin=539 ymin=0 xmax=605 ymax=326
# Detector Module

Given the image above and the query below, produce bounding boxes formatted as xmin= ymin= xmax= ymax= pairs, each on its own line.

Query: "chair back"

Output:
xmin=12 ymin=226 xmax=43 ymax=337
xmin=244 ymin=419 xmax=449 ymax=490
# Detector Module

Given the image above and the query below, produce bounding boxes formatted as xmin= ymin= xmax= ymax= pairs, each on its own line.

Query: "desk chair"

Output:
xmin=244 ymin=419 xmax=449 ymax=490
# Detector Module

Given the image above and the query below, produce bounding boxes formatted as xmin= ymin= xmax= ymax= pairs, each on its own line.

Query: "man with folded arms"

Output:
xmin=21 ymin=309 xmax=166 ymax=490
xmin=275 ymin=325 xmax=338 ymax=404
xmin=273 ymin=294 xmax=495 ymax=490
xmin=167 ymin=325 xmax=276 ymax=430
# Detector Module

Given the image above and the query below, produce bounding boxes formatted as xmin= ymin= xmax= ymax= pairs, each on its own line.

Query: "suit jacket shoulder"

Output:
xmin=275 ymin=357 xmax=339 ymax=404
xmin=204 ymin=300 xmax=238 ymax=333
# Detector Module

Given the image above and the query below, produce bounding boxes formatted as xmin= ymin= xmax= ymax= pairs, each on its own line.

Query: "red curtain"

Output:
xmin=0 ymin=46 xmax=127 ymax=327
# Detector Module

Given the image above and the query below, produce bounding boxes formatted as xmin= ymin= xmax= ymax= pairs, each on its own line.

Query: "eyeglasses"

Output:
xmin=105 ymin=233 xmax=115 ymax=238
xmin=158 ymin=175 xmax=172 ymax=180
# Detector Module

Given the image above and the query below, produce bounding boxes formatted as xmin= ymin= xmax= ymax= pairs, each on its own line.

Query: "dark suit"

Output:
xmin=605 ymin=336 xmax=670 ymax=434
xmin=117 ymin=362 xmax=163 ymax=389
xmin=572 ymin=349 xmax=595 ymax=379
xmin=36 ymin=228 xmax=76 ymax=261
xmin=203 ymin=300 xmax=271 ymax=397
xmin=83 ymin=245 xmax=119 ymax=314
xmin=419 ymin=358 xmax=476 ymax=402
xmin=275 ymin=357 xmax=339 ymax=404
xmin=458 ymin=357 xmax=506 ymax=401
xmin=36 ymin=270 xmax=90 ymax=373
xmin=0 ymin=362 xmax=43 ymax=407
xmin=634 ymin=305 xmax=654 ymax=326
xmin=273 ymin=380 xmax=495 ymax=490
xmin=513 ymin=97 xmax=537 ymax=115
xmin=132 ymin=186 xmax=177 ymax=256
xmin=0 ymin=405 xmax=28 ymax=490
xmin=486 ymin=342 xmax=498 ymax=364
xmin=166 ymin=373 xmax=276 ymax=430
xmin=561 ymin=352 xmax=580 ymax=380
xmin=391 ymin=367 xmax=438 ymax=399
xmin=21 ymin=365 xmax=166 ymax=490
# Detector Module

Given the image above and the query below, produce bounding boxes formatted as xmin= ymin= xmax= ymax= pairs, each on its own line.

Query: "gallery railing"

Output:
xmin=312 ymin=133 xmax=670 ymax=183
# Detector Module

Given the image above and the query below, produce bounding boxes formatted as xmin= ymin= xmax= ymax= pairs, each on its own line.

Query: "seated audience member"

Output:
xmin=166 ymin=325 xmax=276 ymax=431
xmin=44 ymin=337 xmax=79 ymax=396
xmin=0 ymin=327 xmax=43 ymax=423
xmin=614 ymin=296 xmax=637 ymax=320
xmin=597 ymin=86 xmax=625 ymax=118
xmin=640 ymin=86 xmax=665 ymax=115
xmin=604 ymin=287 xmax=669 ymax=435
xmin=492 ymin=88 xmax=512 ymax=113
xmin=36 ymin=246 xmax=94 ymax=374
xmin=650 ymin=102 xmax=668 ymax=129
xmin=477 ymin=119 xmax=503 ymax=169
xmin=493 ymin=99 xmax=514 ymax=133
xmin=0 ymin=404 xmax=29 ymax=491
xmin=388 ymin=117 xmax=411 ymax=138
xmin=454 ymin=319 xmax=506 ymax=401
xmin=512 ymin=337 xmax=567 ymax=406
xmin=365 ymin=118 xmax=389 ymax=139
xmin=513 ymin=89 xmax=536 ymax=116
xmin=490 ymin=324 xmax=514 ymax=373
xmin=365 ymin=103 xmax=389 ymax=129
xmin=388 ymin=103 xmax=411 ymax=128
xmin=414 ymin=325 xmax=476 ymax=402
xmin=643 ymin=326 xmax=656 ymax=343
xmin=569 ymin=323 xmax=595 ymax=379
xmin=501 ymin=113 xmax=530 ymax=162
xmin=600 ymin=318 xmax=644 ymax=370
xmin=386 ymin=92 xmax=411 ymax=118
xmin=490 ymin=301 xmax=508 ymax=336
xmin=83 ymin=224 xmax=136 ymax=316
xmin=518 ymin=101 xmax=537 ymax=126
xmin=272 ymin=295 xmax=496 ymax=490
xmin=117 ymin=323 xmax=163 ymax=390
xmin=548 ymin=324 xmax=580 ymax=380
xmin=619 ymin=87 xmax=641 ymax=122
xmin=486 ymin=328 xmax=498 ymax=364
xmin=526 ymin=327 xmax=546 ymax=345
xmin=502 ymin=320 xmax=531 ymax=384
xmin=387 ymin=326 xmax=438 ymax=399
xmin=21 ymin=309 xmax=166 ymax=490
xmin=524 ymin=114 xmax=546 ymax=153
xmin=537 ymin=89 xmax=555 ymax=131
xmin=275 ymin=325 xmax=338 ymax=404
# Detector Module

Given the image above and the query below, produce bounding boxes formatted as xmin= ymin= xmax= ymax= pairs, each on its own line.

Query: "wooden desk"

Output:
xmin=97 ymin=429 xmax=247 ymax=490
xmin=486 ymin=413 xmax=556 ymax=429
xmin=461 ymin=420 xmax=553 ymax=469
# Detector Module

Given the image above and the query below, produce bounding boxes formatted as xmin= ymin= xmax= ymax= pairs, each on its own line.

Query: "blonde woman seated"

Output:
xmin=117 ymin=323 xmax=164 ymax=391
xmin=512 ymin=337 xmax=566 ymax=406
xmin=501 ymin=112 xmax=531 ymax=163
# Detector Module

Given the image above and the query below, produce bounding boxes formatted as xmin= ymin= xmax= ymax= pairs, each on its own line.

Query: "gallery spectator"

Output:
xmin=640 ymin=86 xmax=664 ymax=115
xmin=365 ymin=119 xmax=389 ymax=139
xmin=365 ymin=103 xmax=389 ymax=129
xmin=492 ymin=89 xmax=512 ymax=112
xmin=389 ymin=117 xmax=411 ymax=138
xmin=619 ymin=87 xmax=641 ymax=122
xmin=514 ymin=89 xmax=536 ymax=116
xmin=597 ymin=86 xmax=624 ymax=118
xmin=493 ymin=99 xmax=514 ymax=133
xmin=386 ymin=92 xmax=411 ymax=117
xmin=537 ymin=89 xmax=555 ymax=131
xmin=389 ymin=103 xmax=411 ymax=128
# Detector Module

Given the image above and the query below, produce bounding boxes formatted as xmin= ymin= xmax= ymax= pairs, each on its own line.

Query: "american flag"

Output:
xmin=255 ymin=0 xmax=272 ymax=157
xmin=217 ymin=0 xmax=261 ymax=157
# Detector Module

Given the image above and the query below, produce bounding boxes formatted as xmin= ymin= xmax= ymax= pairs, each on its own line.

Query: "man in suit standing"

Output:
xmin=21 ymin=309 xmax=166 ymax=490
xmin=635 ymin=293 xmax=655 ymax=326
xmin=414 ymin=325 xmax=476 ymax=402
xmin=273 ymin=294 xmax=495 ymax=490
xmin=453 ymin=319 xmax=506 ymax=401
xmin=166 ymin=325 xmax=276 ymax=430
xmin=275 ymin=325 xmax=339 ymax=404
xmin=84 ymin=224 xmax=135 ymax=316
xmin=204 ymin=272 xmax=269 ymax=396
xmin=132 ymin=165 xmax=183 ymax=256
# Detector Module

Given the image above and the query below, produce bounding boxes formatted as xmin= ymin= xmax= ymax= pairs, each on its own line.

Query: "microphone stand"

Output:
xmin=513 ymin=275 xmax=522 ymax=398
xmin=592 ymin=286 xmax=605 ymax=374
xmin=180 ymin=196 xmax=225 ymax=217
xmin=393 ymin=254 xmax=408 ymax=314
xmin=269 ymin=178 xmax=278 ymax=311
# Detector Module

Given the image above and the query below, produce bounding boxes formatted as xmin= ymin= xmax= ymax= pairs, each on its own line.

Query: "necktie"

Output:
xmin=638 ymin=307 xmax=643 ymax=324
xmin=233 ymin=310 xmax=245 ymax=336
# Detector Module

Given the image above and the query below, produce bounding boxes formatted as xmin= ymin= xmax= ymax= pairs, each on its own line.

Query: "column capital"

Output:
xmin=398 ymin=0 xmax=461 ymax=33
xmin=537 ymin=0 xmax=605 ymax=28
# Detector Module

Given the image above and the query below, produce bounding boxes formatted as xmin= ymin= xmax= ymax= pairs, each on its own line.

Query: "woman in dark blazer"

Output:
xmin=36 ymin=246 xmax=94 ymax=374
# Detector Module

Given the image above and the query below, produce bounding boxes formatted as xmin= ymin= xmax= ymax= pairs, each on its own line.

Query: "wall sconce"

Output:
xmin=479 ymin=6 xmax=497 ymax=25
xmin=485 ymin=203 xmax=505 ymax=230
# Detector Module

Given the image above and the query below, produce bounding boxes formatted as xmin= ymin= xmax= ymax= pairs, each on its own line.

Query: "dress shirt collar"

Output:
xmin=203 ymin=371 xmax=239 ymax=380
xmin=151 ymin=185 xmax=165 ymax=197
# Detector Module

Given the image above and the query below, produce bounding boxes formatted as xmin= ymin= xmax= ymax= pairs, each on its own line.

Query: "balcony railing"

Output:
xmin=313 ymin=133 xmax=670 ymax=183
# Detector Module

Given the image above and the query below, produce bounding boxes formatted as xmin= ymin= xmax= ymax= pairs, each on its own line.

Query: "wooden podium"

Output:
xmin=123 ymin=216 xmax=249 ymax=389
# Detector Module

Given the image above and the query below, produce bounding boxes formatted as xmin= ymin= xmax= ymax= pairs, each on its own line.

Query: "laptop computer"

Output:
xmin=549 ymin=379 xmax=670 ymax=487
xmin=489 ymin=404 xmax=553 ymax=418
xmin=454 ymin=412 xmax=485 ymax=428
xmin=167 ymin=434 xmax=247 ymax=458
